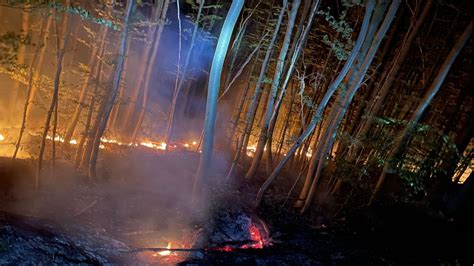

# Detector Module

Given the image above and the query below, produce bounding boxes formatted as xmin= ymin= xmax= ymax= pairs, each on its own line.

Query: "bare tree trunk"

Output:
xmin=299 ymin=0 xmax=400 ymax=213
xmin=193 ymin=0 xmax=244 ymax=200
xmin=63 ymin=27 xmax=108 ymax=144
xmin=25 ymin=15 xmax=53 ymax=122
xmin=295 ymin=0 xmax=389 ymax=209
xmin=74 ymin=93 xmax=95 ymax=168
xmin=245 ymin=0 xmax=301 ymax=179
xmin=51 ymin=99 xmax=58 ymax=178
xmin=130 ymin=0 xmax=170 ymax=142
xmin=36 ymin=9 xmax=72 ymax=189
xmin=276 ymin=81 xmax=296 ymax=158
xmin=165 ymin=0 xmax=204 ymax=147
xmin=265 ymin=0 xmax=320 ymax=172
xmin=369 ymin=21 xmax=472 ymax=205
xmin=88 ymin=0 xmax=135 ymax=179
xmin=357 ymin=0 xmax=432 ymax=138
xmin=13 ymin=12 xmax=49 ymax=159
xmin=228 ymin=50 xmax=261 ymax=143
xmin=9 ymin=7 xmax=30 ymax=113
xmin=255 ymin=0 xmax=376 ymax=207
xmin=79 ymin=47 xmax=108 ymax=170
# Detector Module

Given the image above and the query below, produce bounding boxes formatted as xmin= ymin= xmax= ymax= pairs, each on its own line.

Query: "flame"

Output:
xmin=153 ymin=242 xmax=172 ymax=257
xmin=242 ymin=224 xmax=265 ymax=249
xmin=0 ymin=127 xmax=203 ymax=158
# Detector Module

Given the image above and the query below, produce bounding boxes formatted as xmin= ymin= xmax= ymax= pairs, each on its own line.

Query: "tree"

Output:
xmin=255 ymin=0 xmax=376 ymax=207
xmin=369 ymin=21 xmax=472 ymax=205
xmin=165 ymin=0 xmax=205 ymax=147
xmin=193 ymin=0 xmax=245 ymax=200
xmin=88 ymin=0 xmax=135 ymax=179
xmin=225 ymin=0 xmax=288 ymax=180
xmin=36 ymin=4 xmax=73 ymax=188
xmin=245 ymin=0 xmax=301 ymax=179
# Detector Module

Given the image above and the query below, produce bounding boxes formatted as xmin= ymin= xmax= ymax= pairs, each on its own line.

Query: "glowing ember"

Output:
xmin=192 ymin=141 xmax=197 ymax=145
xmin=241 ymin=224 xmax=265 ymax=249
xmin=0 ymin=134 xmax=4 ymax=141
xmin=155 ymin=242 xmax=172 ymax=257
xmin=184 ymin=143 xmax=189 ymax=148
xmin=140 ymin=141 xmax=154 ymax=148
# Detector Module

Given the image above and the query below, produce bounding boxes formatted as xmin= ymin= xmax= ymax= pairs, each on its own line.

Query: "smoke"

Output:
xmin=0 ymin=1 xmax=240 ymax=252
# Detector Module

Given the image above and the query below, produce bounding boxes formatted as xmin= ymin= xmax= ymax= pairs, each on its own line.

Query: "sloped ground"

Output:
xmin=0 ymin=211 xmax=127 ymax=264
xmin=0 ymin=154 xmax=472 ymax=265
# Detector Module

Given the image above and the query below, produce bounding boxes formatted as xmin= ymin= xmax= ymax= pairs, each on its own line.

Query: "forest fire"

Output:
xmin=0 ymin=0 xmax=472 ymax=264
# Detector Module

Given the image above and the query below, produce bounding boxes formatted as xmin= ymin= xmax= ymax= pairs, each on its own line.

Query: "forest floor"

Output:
xmin=0 ymin=150 xmax=471 ymax=265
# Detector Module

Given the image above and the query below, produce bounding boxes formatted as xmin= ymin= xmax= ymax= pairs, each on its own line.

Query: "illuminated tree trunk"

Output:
xmin=228 ymin=50 xmax=261 ymax=144
xmin=64 ymin=26 xmax=108 ymax=144
xmin=255 ymin=0 xmax=376 ymax=207
xmin=36 ymin=10 xmax=72 ymax=189
xmin=294 ymin=0 xmax=388 ymax=210
xmin=245 ymin=0 xmax=302 ymax=179
xmin=130 ymin=0 xmax=170 ymax=142
xmin=225 ymin=0 xmax=288 ymax=179
xmin=80 ymin=47 xmax=108 ymax=170
xmin=266 ymin=0 xmax=320 ymax=172
xmin=165 ymin=0 xmax=204 ymax=147
xmin=357 ymin=0 xmax=432 ymax=139
xmin=108 ymin=39 xmax=131 ymax=132
xmin=13 ymin=13 xmax=49 ymax=159
xmin=299 ymin=0 xmax=400 ymax=213
xmin=276 ymin=81 xmax=296 ymax=158
xmin=75 ymin=93 xmax=95 ymax=168
xmin=51 ymin=98 xmax=58 ymax=177
xmin=76 ymin=38 xmax=108 ymax=168
xmin=9 ymin=7 xmax=29 ymax=112
xmin=218 ymin=32 xmax=267 ymax=101
xmin=88 ymin=0 xmax=135 ymax=179
xmin=369 ymin=21 xmax=472 ymax=205
xmin=25 ymin=15 xmax=53 ymax=122
xmin=193 ymin=0 xmax=244 ymax=199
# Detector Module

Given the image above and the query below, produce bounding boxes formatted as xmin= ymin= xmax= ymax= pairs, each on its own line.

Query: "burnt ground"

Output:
xmin=0 ymin=151 xmax=472 ymax=265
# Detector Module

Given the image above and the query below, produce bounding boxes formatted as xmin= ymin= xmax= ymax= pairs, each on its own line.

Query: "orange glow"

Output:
xmin=157 ymin=242 xmax=172 ymax=256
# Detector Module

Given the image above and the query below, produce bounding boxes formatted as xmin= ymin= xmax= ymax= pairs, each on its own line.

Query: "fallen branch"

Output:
xmin=121 ymin=240 xmax=261 ymax=253
xmin=72 ymin=200 xmax=97 ymax=217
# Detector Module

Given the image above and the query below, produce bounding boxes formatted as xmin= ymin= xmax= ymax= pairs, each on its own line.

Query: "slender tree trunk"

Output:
xmin=300 ymin=0 xmax=400 ymax=213
xmin=255 ymin=0 xmax=376 ymax=207
xmin=51 ymin=99 xmax=58 ymax=177
xmin=13 ymin=13 xmax=48 ymax=159
xmin=9 ymin=7 xmax=30 ymax=112
xmin=88 ymin=0 xmax=135 ymax=179
xmin=75 ymin=93 xmax=95 ymax=168
xmin=369 ymin=21 xmax=472 ymax=205
xmin=193 ymin=0 xmax=244 ymax=200
xmin=276 ymin=80 xmax=296 ymax=158
xmin=296 ymin=0 xmax=388 ymax=209
xmin=357 ymin=0 xmax=432 ymax=138
xmin=36 ymin=9 xmax=72 ymax=189
xmin=130 ymin=0 xmax=170 ymax=142
xmin=80 ymin=47 xmax=108 ymax=170
xmin=228 ymin=50 xmax=262 ymax=141
xmin=245 ymin=0 xmax=301 ymax=179
xmin=165 ymin=0 xmax=204 ymax=146
xmin=25 ymin=15 xmax=53 ymax=122
xmin=265 ymin=0 xmax=320 ymax=172
xmin=64 ymin=26 xmax=108 ymax=144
